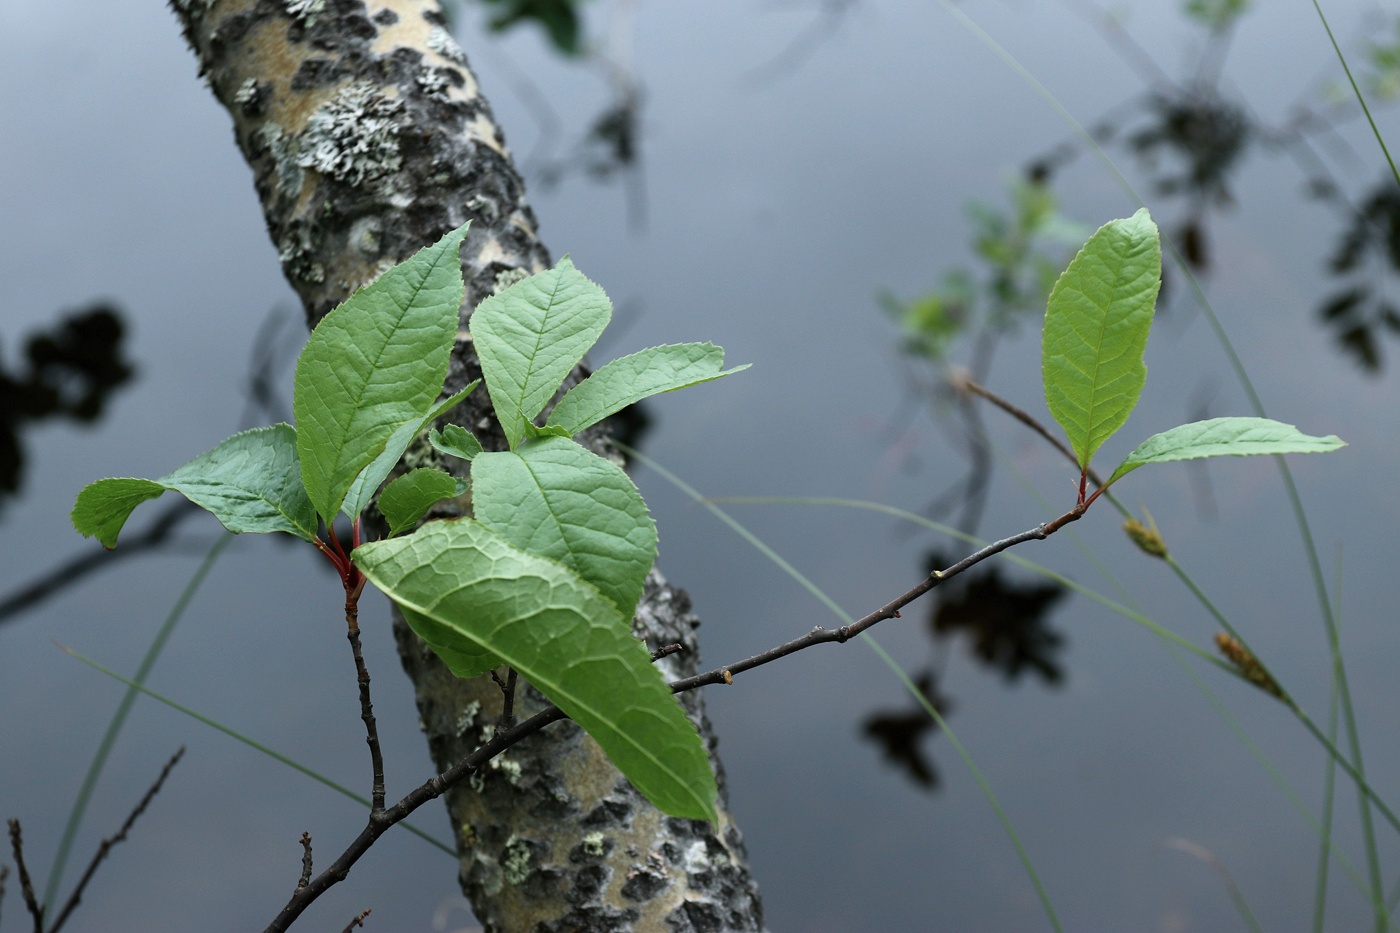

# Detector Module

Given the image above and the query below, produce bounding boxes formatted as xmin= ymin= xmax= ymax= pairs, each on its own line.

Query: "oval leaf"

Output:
xmin=1042 ymin=209 xmax=1161 ymax=469
xmin=72 ymin=425 xmax=317 ymax=548
xmin=471 ymin=257 xmax=611 ymax=448
xmin=1107 ymin=417 xmax=1346 ymax=486
xmin=294 ymin=222 xmax=469 ymax=520
xmin=379 ymin=468 xmax=465 ymax=536
xmin=353 ymin=520 xmax=718 ymax=822
xmin=546 ymin=342 xmax=750 ymax=437
xmin=471 ymin=436 xmax=656 ymax=619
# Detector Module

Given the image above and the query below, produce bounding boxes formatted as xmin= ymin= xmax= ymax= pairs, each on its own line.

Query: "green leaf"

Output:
xmin=429 ymin=424 xmax=484 ymax=462
xmin=472 ymin=257 xmax=611 ymax=449
xmin=1106 ymin=417 xmax=1346 ymax=486
xmin=546 ymin=343 xmax=750 ymax=437
xmin=341 ymin=380 xmax=479 ymax=519
xmin=399 ymin=604 xmax=502 ymax=679
xmin=378 ymin=468 xmax=466 ymax=536
xmin=72 ymin=425 xmax=318 ymax=548
xmin=353 ymin=520 xmax=718 ymax=821
xmin=71 ymin=479 xmax=167 ymax=549
xmin=1042 ymin=209 xmax=1161 ymax=470
xmin=295 ymin=223 xmax=470 ymax=520
xmin=471 ymin=436 xmax=656 ymax=619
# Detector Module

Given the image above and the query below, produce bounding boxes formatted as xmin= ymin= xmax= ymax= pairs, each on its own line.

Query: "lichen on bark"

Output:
xmin=168 ymin=1 xmax=766 ymax=929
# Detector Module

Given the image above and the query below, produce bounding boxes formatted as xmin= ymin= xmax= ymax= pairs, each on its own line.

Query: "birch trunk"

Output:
xmin=168 ymin=1 xmax=766 ymax=929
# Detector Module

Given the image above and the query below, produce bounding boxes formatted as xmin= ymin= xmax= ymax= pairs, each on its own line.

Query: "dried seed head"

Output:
xmin=1214 ymin=633 xmax=1285 ymax=701
xmin=1123 ymin=510 xmax=1168 ymax=559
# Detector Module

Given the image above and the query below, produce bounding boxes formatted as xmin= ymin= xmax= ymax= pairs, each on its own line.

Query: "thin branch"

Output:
xmin=0 ymin=499 xmax=201 ymax=626
xmin=343 ymin=580 xmax=385 ymax=812
xmin=48 ymin=747 xmax=185 ymax=933
xmin=339 ymin=908 xmax=372 ymax=932
xmin=500 ymin=668 xmax=518 ymax=731
xmin=262 ymin=505 xmax=1087 ymax=931
xmin=0 ymin=863 xmax=9 ymax=930
xmin=6 ymin=820 xmax=43 ymax=933
xmin=297 ymin=833 xmax=313 ymax=891
xmin=650 ymin=643 xmax=684 ymax=662
xmin=956 ymin=375 xmax=1107 ymax=488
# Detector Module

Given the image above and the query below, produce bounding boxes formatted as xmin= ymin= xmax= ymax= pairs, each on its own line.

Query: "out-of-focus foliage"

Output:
xmin=881 ymin=177 xmax=1083 ymax=368
xmin=1 ymin=305 xmax=135 ymax=508
xmin=472 ymin=0 xmax=586 ymax=55
xmin=1320 ymin=180 xmax=1400 ymax=373
xmin=1183 ymin=0 xmax=1249 ymax=33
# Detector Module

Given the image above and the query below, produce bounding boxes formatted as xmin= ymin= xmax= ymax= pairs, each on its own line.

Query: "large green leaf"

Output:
xmin=1042 ymin=209 xmax=1161 ymax=469
xmin=471 ymin=436 xmax=656 ymax=618
xmin=378 ymin=468 xmax=465 ymax=536
xmin=353 ymin=520 xmax=718 ymax=822
xmin=546 ymin=342 xmax=750 ymax=437
xmin=340 ymin=380 xmax=478 ymax=520
xmin=1107 ymin=417 xmax=1346 ymax=486
xmin=471 ymin=257 xmax=611 ymax=448
xmin=294 ymin=223 xmax=470 ymax=520
xmin=72 ymin=425 xmax=317 ymax=548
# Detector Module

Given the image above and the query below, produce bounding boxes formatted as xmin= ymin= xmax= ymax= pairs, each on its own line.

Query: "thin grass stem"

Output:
xmin=622 ymin=445 xmax=1064 ymax=933
xmin=42 ymin=533 xmax=231 ymax=914
xmin=57 ymin=645 xmax=455 ymax=857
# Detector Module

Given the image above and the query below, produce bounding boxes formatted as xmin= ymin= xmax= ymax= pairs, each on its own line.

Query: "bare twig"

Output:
xmin=343 ymin=579 xmax=385 ymax=812
xmin=297 ymin=833 xmax=313 ymax=891
xmin=7 ymin=820 xmax=43 ymax=933
xmin=263 ymin=505 xmax=1087 ymax=931
xmin=650 ymin=643 xmax=684 ymax=662
xmin=48 ymin=747 xmax=186 ymax=933
xmin=339 ymin=908 xmax=372 ymax=932
xmin=499 ymin=668 xmax=518 ymax=731
xmin=1 ymin=863 xmax=10 ymax=929
xmin=0 ymin=499 xmax=201 ymax=626
xmin=954 ymin=374 xmax=1104 ymax=486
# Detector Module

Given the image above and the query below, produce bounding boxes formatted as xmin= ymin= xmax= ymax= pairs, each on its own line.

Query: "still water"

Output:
xmin=2 ymin=1 xmax=1398 ymax=930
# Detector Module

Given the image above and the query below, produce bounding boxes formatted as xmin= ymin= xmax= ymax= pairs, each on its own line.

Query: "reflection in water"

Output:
xmin=0 ymin=305 xmax=135 ymax=509
xmin=1320 ymin=179 xmax=1400 ymax=372
xmin=860 ymin=550 xmax=1066 ymax=792
xmin=863 ymin=672 xmax=952 ymax=790
xmin=926 ymin=554 xmax=1067 ymax=687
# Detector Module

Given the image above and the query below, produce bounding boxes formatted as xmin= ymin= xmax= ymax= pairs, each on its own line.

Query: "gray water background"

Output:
xmin=2 ymin=1 xmax=1398 ymax=930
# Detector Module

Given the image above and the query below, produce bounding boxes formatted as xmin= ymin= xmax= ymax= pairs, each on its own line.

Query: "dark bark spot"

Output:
xmin=566 ymin=864 xmax=608 ymax=903
xmin=535 ymin=906 xmax=640 ymax=933
xmin=667 ymin=900 xmax=725 ymax=933
xmin=291 ymin=57 xmax=349 ymax=90
xmin=581 ymin=797 xmax=633 ymax=828
xmin=371 ymin=7 xmax=397 ymax=25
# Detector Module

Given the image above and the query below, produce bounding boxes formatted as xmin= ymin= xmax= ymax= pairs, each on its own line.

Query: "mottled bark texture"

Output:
xmin=168 ymin=1 xmax=765 ymax=929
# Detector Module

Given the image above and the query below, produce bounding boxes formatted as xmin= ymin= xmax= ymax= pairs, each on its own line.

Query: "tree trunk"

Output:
xmin=167 ymin=1 xmax=766 ymax=929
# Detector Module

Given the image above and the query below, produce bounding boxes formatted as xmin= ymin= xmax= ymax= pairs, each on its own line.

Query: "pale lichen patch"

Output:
xmin=501 ymin=836 xmax=533 ymax=885
xmin=284 ymin=0 xmax=325 ymax=24
xmin=233 ymin=78 xmax=265 ymax=115
xmin=426 ymin=26 xmax=469 ymax=65
xmin=259 ymin=124 xmax=305 ymax=197
xmin=296 ymin=81 xmax=404 ymax=187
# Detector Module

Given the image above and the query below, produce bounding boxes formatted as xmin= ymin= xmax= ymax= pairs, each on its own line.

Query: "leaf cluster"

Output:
xmin=72 ymin=223 xmax=746 ymax=822
xmin=1041 ymin=208 xmax=1344 ymax=503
